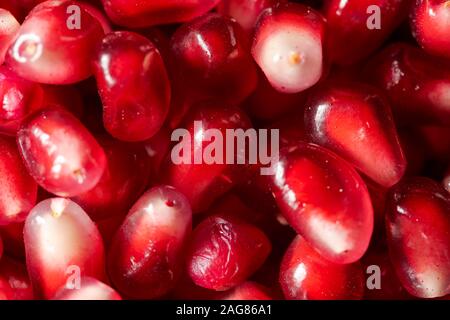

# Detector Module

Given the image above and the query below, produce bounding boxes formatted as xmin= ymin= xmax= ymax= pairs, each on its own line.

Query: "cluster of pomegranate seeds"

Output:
xmin=0 ymin=0 xmax=448 ymax=302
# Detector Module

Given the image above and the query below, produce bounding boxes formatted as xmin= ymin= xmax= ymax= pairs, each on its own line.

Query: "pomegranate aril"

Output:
xmin=270 ymin=142 xmax=373 ymax=264
xmin=24 ymin=198 xmax=105 ymax=299
xmin=410 ymin=0 xmax=450 ymax=59
xmin=108 ymin=186 xmax=192 ymax=299
xmin=101 ymin=0 xmax=221 ymax=28
xmin=252 ymin=3 xmax=326 ymax=93
xmin=217 ymin=0 xmax=286 ymax=34
xmin=187 ymin=214 xmax=271 ymax=291
xmin=161 ymin=103 xmax=252 ymax=213
xmin=386 ymin=177 xmax=450 ymax=298
xmin=17 ymin=107 xmax=106 ymax=197
xmin=53 ymin=277 xmax=121 ymax=300
xmin=0 ymin=66 xmax=44 ymax=135
xmin=280 ymin=235 xmax=365 ymax=300
xmin=144 ymin=126 xmax=172 ymax=179
xmin=93 ymin=31 xmax=170 ymax=142
xmin=0 ymin=256 xmax=34 ymax=300
xmin=170 ymin=13 xmax=257 ymax=105
xmin=0 ymin=8 xmax=20 ymax=66
xmin=365 ymin=43 xmax=450 ymax=125
xmin=304 ymin=82 xmax=406 ymax=187
xmin=217 ymin=281 xmax=273 ymax=300
xmin=72 ymin=136 xmax=151 ymax=221
xmin=6 ymin=0 xmax=105 ymax=84
xmin=323 ymin=0 xmax=411 ymax=65
xmin=362 ymin=244 xmax=412 ymax=300
xmin=0 ymin=136 xmax=37 ymax=225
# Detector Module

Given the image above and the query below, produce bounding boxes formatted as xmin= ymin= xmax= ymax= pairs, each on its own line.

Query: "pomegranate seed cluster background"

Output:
xmin=0 ymin=0 xmax=449 ymax=301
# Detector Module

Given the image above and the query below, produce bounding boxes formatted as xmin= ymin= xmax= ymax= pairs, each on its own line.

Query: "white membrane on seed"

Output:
xmin=308 ymin=212 xmax=352 ymax=256
xmin=257 ymin=28 xmax=322 ymax=93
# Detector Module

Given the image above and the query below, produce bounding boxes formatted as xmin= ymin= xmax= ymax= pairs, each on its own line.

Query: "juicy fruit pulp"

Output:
xmin=24 ymin=198 xmax=105 ymax=299
xmin=93 ymin=31 xmax=171 ymax=142
xmin=6 ymin=0 xmax=105 ymax=84
xmin=304 ymin=82 xmax=406 ymax=187
xmin=252 ymin=3 xmax=326 ymax=93
xmin=101 ymin=0 xmax=221 ymax=28
xmin=386 ymin=178 xmax=450 ymax=298
xmin=0 ymin=0 xmax=448 ymax=302
xmin=108 ymin=186 xmax=192 ymax=299
xmin=270 ymin=143 xmax=373 ymax=264
xmin=187 ymin=215 xmax=271 ymax=291
xmin=17 ymin=108 xmax=106 ymax=197
xmin=280 ymin=236 xmax=365 ymax=300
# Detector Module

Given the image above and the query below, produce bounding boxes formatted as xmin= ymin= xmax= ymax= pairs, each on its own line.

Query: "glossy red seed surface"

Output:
xmin=304 ymin=82 xmax=406 ymax=187
xmin=0 ymin=136 xmax=37 ymax=225
xmin=161 ymin=103 xmax=252 ymax=213
xmin=386 ymin=177 xmax=450 ymax=298
xmin=108 ymin=186 xmax=192 ymax=299
xmin=365 ymin=43 xmax=450 ymax=125
xmin=271 ymin=142 xmax=373 ymax=264
xmin=280 ymin=235 xmax=365 ymax=300
xmin=101 ymin=0 xmax=221 ymax=28
xmin=0 ymin=8 xmax=20 ymax=66
xmin=410 ymin=0 xmax=450 ymax=59
xmin=170 ymin=13 xmax=257 ymax=105
xmin=17 ymin=108 xmax=106 ymax=197
xmin=24 ymin=198 xmax=105 ymax=299
xmin=93 ymin=31 xmax=171 ymax=141
xmin=72 ymin=136 xmax=151 ymax=221
xmin=6 ymin=0 xmax=105 ymax=84
xmin=323 ymin=0 xmax=411 ymax=65
xmin=187 ymin=214 xmax=271 ymax=291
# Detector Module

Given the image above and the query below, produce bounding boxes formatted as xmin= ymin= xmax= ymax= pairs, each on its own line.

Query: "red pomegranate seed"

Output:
xmin=170 ymin=13 xmax=257 ymax=105
xmin=410 ymin=0 xmax=450 ymax=59
xmin=6 ymin=0 xmax=105 ymax=84
xmin=161 ymin=103 xmax=252 ymax=213
xmin=270 ymin=142 xmax=373 ymax=264
xmin=362 ymin=243 xmax=412 ymax=300
xmin=252 ymin=3 xmax=326 ymax=93
xmin=0 ymin=8 xmax=20 ymax=66
xmin=53 ymin=277 xmax=121 ymax=300
xmin=0 ymin=257 xmax=34 ymax=300
xmin=101 ymin=0 xmax=221 ymax=28
xmin=187 ymin=214 xmax=271 ymax=291
xmin=144 ymin=126 xmax=172 ymax=178
xmin=0 ymin=136 xmax=37 ymax=225
xmin=108 ymin=186 xmax=192 ymax=299
xmin=280 ymin=235 xmax=365 ymax=300
xmin=72 ymin=136 xmax=151 ymax=221
xmin=217 ymin=0 xmax=286 ymax=34
xmin=304 ymin=82 xmax=407 ymax=187
xmin=0 ymin=1 xmax=24 ymax=21
xmin=17 ymin=108 xmax=107 ymax=197
xmin=365 ymin=43 xmax=450 ymax=125
xmin=323 ymin=0 xmax=411 ymax=65
xmin=24 ymin=198 xmax=105 ymax=299
xmin=93 ymin=31 xmax=170 ymax=142
xmin=218 ymin=281 xmax=273 ymax=300
xmin=386 ymin=177 xmax=450 ymax=298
